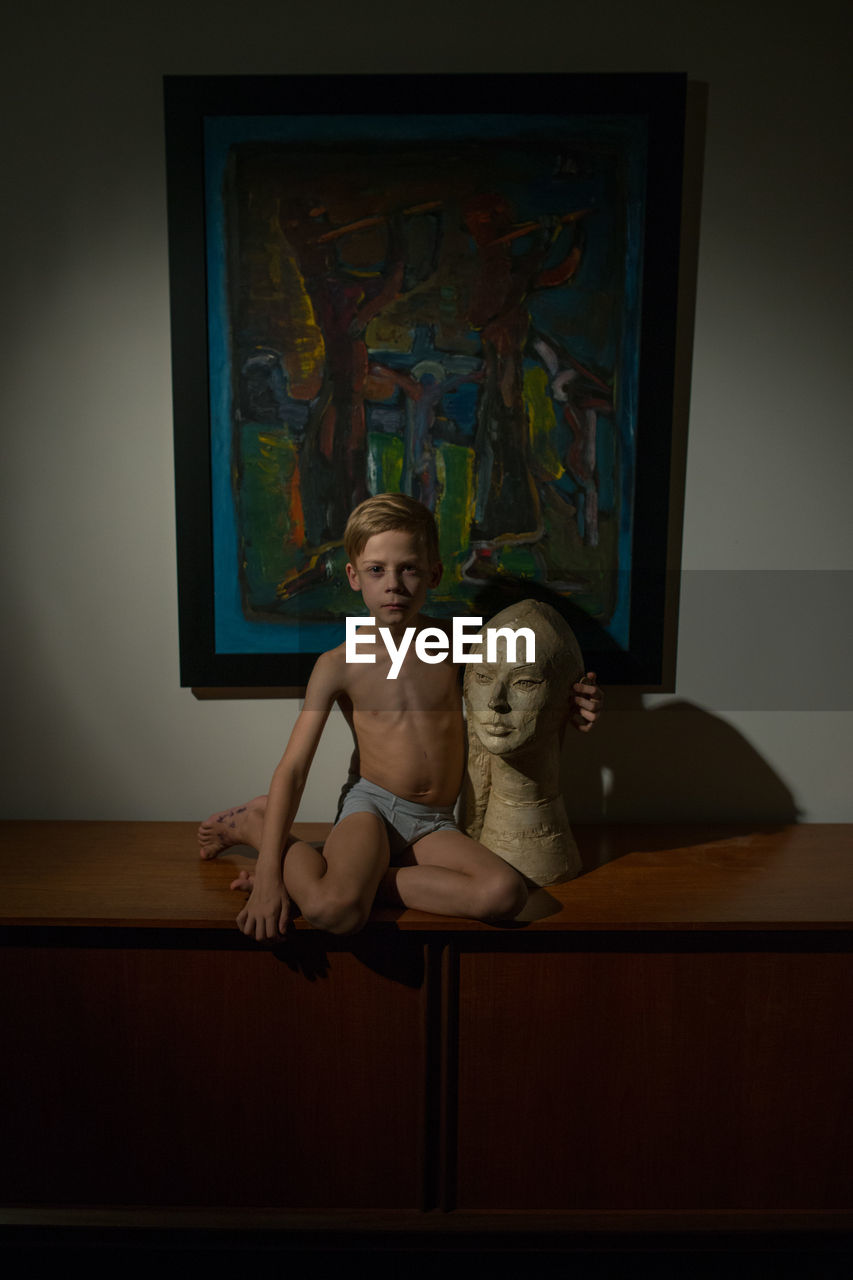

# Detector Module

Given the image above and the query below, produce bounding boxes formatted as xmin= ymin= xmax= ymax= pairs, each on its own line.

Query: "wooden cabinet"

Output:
xmin=2 ymin=821 xmax=852 ymax=1247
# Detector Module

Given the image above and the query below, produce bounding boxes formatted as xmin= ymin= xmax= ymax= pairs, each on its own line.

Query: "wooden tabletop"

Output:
xmin=1 ymin=821 xmax=852 ymax=932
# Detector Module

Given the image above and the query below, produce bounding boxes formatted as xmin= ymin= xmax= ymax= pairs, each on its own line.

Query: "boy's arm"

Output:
xmin=237 ymin=652 xmax=342 ymax=940
xmin=569 ymin=672 xmax=603 ymax=732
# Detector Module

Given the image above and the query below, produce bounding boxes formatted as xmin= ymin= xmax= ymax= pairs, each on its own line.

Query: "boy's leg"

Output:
xmin=282 ymin=812 xmax=391 ymax=936
xmin=198 ymin=796 xmax=268 ymax=858
xmin=381 ymin=829 xmax=527 ymax=922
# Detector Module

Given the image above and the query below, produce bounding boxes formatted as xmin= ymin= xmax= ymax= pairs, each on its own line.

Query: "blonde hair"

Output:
xmin=343 ymin=493 xmax=440 ymax=566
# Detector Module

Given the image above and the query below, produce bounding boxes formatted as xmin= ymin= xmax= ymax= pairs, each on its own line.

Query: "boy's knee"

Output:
xmin=478 ymin=867 xmax=528 ymax=921
xmin=301 ymin=890 xmax=370 ymax=936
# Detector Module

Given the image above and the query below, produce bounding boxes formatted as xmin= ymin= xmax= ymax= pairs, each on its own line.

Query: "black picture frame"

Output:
xmin=164 ymin=72 xmax=686 ymax=693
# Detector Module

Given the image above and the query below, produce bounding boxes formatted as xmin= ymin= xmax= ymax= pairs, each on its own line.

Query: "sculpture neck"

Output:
xmin=488 ymin=737 xmax=562 ymax=805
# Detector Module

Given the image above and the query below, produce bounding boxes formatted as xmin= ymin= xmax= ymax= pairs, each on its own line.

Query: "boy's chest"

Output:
xmin=347 ymin=653 xmax=460 ymax=713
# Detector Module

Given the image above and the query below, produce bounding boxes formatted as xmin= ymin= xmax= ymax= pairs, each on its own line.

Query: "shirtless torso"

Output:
xmin=331 ymin=617 xmax=464 ymax=808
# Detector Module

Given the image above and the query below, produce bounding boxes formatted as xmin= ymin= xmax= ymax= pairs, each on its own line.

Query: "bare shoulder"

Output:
xmin=302 ymin=644 xmax=348 ymax=710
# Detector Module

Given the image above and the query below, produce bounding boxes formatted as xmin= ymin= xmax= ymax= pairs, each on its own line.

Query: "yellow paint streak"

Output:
xmin=266 ymin=214 xmax=325 ymax=400
xmin=524 ymin=366 xmax=564 ymax=480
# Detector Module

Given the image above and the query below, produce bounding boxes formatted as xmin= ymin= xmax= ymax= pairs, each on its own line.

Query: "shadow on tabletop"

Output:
xmin=561 ymin=691 xmax=801 ymax=874
xmin=272 ymin=928 xmax=424 ymax=988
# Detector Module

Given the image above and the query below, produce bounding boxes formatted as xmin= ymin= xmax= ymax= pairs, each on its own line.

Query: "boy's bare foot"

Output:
xmin=197 ymin=797 xmax=266 ymax=859
xmin=229 ymin=869 xmax=255 ymax=892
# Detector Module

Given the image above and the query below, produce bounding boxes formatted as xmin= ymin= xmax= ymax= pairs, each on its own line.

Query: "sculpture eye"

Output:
xmin=513 ymin=678 xmax=541 ymax=690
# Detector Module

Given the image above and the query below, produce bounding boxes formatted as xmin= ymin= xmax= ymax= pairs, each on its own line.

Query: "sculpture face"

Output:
xmin=464 ymin=600 xmax=582 ymax=760
xmin=466 ymin=654 xmax=556 ymax=757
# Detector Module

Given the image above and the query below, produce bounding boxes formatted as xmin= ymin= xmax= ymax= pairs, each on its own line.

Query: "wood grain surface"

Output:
xmin=1 ymin=822 xmax=852 ymax=930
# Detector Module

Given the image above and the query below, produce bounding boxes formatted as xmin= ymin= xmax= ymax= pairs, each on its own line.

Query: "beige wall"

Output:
xmin=2 ymin=0 xmax=851 ymax=821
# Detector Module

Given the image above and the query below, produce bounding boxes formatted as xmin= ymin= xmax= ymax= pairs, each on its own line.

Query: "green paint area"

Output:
xmin=238 ymin=428 xmax=301 ymax=610
xmin=497 ymin=544 xmax=541 ymax=581
xmin=523 ymin=366 xmax=563 ymax=480
xmin=367 ymin=431 xmax=403 ymax=494
xmin=434 ymin=442 xmax=474 ymax=595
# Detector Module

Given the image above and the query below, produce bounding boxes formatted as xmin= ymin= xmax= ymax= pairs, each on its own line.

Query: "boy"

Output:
xmin=199 ymin=494 xmax=602 ymax=939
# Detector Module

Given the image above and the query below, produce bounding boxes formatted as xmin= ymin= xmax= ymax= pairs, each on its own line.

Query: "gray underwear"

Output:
xmin=334 ymin=776 xmax=458 ymax=859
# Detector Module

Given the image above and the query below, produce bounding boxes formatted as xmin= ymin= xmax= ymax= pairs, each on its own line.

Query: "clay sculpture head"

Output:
xmin=462 ymin=600 xmax=584 ymax=887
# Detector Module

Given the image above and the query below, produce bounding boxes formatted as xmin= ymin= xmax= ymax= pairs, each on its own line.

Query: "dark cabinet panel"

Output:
xmin=455 ymin=948 xmax=853 ymax=1210
xmin=2 ymin=943 xmax=428 ymax=1209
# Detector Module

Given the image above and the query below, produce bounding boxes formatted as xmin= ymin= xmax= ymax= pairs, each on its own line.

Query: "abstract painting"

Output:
xmin=165 ymin=75 xmax=685 ymax=688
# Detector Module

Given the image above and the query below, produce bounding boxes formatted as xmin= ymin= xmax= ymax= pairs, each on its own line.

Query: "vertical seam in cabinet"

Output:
xmin=421 ymin=937 xmax=441 ymax=1211
xmin=439 ymin=938 xmax=459 ymax=1211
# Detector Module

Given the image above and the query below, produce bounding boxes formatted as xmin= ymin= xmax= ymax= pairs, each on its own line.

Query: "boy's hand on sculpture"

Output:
xmin=570 ymin=671 xmax=603 ymax=732
xmin=232 ymin=870 xmax=290 ymax=940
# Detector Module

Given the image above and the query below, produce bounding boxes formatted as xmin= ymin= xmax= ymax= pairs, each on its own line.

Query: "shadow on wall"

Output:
xmin=562 ymin=692 xmax=800 ymax=834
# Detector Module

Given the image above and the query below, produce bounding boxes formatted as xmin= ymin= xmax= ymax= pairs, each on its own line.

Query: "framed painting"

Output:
xmin=164 ymin=73 xmax=686 ymax=691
